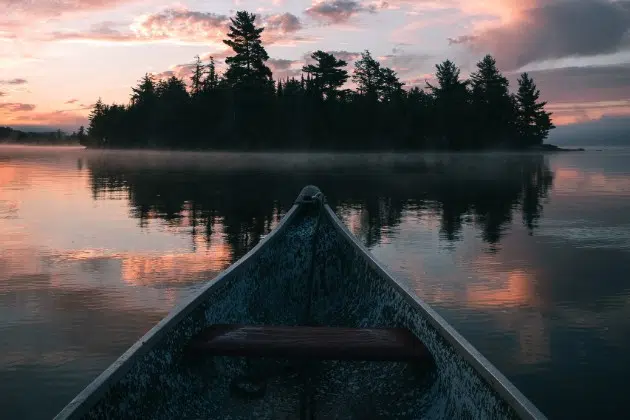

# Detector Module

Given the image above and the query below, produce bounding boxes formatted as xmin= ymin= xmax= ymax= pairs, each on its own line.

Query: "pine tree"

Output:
xmin=130 ymin=74 xmax=156 ymax=107
xmin=516 ymin=73 xmax=555 ymax=147
xmin=379 ymin=67 xmax=404 ymax=102
xmin=352 ymin=50 xmax=382 ymax=98
xmin=88 ymin=98 xmax=107 ymax=145
xmin=223 ymin=11 xmax=273 ymax=88
xmin=426 ymin=60 xmax=470 ymax=149
xmin=470 ymin=55 xmax=514 ymax=148
xmin=302 ymin=50 xmax=349 ymax=100
xmin=202 ymin=56 xmax=219 ymax=92
xmin=276 ymin=80 xmax=283 ymax=97
xmin=190 ymin=55 xmax=204 ymax=97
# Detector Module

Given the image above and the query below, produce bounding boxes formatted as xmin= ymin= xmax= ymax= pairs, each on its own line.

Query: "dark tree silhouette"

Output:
xmin=223 ymin=11 xmax=273 ymax=89
xmin=302 ymin=51 xmax=349 ymax=100
xmin=190 ymin=56 xmax=204 ymax=97
xmin=516 ymin=73 xmax=555 ymax=147
xmin=426 ymin=60 xmax=471 ymax=149
xmin=470 ymin=55 xmax=515 ymax=148
xmin=84 ymin=9 xmax=556 ymax=151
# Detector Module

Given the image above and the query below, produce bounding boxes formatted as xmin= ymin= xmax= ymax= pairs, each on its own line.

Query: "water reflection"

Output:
xmin=2 ymin=147 xmax=630 ymax=420
xmin=86 ymin=152 xmax=554 ymax=254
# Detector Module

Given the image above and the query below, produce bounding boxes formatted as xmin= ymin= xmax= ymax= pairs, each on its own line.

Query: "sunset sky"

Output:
xmin=2 ymin=0 xmax=630 ymax=130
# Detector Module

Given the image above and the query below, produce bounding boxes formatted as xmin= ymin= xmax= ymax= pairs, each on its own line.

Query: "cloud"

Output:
xmin=507 ymin=63 xmax=630 ymax=125
xmin=260 ymin=13 xmax=315 ymax=45
xmin=264 ymin=12 xmax=303 ymax=33
xmin=454 ymin=0 xmax=630 ymax=70
xmin=512 ymin=63 xmax=630 ymax=104
xmin=0 ymin=91 xmax=5 ymax=97
xmin=131 ymin=8 xmax=229 ymax=41
xmin=447 ymin=35 xmax=477 ymax=45
xmin=0 ymin=102 xmax=36 ymax=112
xmin=268 ymin=58 xmax=302 ymax=79
xmin=1 ymin=0 xmax=139 ymax=18
xmin=380 ymin=52 xmax=433 ymax=74
xmin=47 ymin=9 xmax=229 ymax=45
xmin=0 ymin=78 xmax=27 ymax=85
xmin=268 ymin=58 xmax=295 ymax=71
xmin=48 ymin=9 xmax=311 ymax=46
xmin=64 ymin=99 xmax=78 ymax=104
xmin=305 ymin=0 xmax=380 ymax=24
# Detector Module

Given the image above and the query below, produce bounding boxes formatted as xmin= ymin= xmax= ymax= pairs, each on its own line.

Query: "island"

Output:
xmin=83 ymin=11 xmax=558 ymax=152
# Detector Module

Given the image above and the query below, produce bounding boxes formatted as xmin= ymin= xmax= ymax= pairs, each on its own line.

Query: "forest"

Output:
xmin=85 ymin=10 xmax=555 ymax=151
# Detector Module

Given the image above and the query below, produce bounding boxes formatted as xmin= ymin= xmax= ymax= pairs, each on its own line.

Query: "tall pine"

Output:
xmin=470 ymin=55 xmax=514 ymax=148
xmin=223 ymin=11 xmax=273 ymax=88
xmin=190 ymin=56 xmax=204 ymax=97
xmin=426 ymin=60 xmax=470 ymax=149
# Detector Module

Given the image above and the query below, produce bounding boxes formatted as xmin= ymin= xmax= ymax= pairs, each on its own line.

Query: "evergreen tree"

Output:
xmin=77 ymin=125 xmax=87 ymax=145
xmin=352 ymin=50 xmax=382 ymax=99
xmin=426 ymin=60 xmax=471 ymax=149
xmin=516 ymin=73 xmax=555 ymax=147
xmin=202 ymin=56 xmax=219 ymax=92
xmin=379 ymin=67 xmax=404 ymax=102
xmin=190 ymin=55 xmax=204 ymax=97
xmin=470 ymin=55 xmax=514 ymax=148
xmin=131 ymin=74 xmax=157 ymax=107
xmin=276 ymin=80 xmax=283 ymax=97
xmin=88 ymin=98 xmax=107 ymax=145
xmin=302 ymin=51 xmax=349 ymax=100
xmin=223 ymin=11 xmax=273 ymax=88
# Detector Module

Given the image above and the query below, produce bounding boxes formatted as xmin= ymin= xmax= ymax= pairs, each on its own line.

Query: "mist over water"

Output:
xmin=1 ymin=146 xmax=629 ymax=419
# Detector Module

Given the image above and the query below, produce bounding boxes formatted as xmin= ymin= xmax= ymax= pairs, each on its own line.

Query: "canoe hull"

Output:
xmin=55 ymin=186 xmax=544 ymax=420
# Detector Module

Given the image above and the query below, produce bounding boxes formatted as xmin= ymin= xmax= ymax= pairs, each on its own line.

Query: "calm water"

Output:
xmin=1 ymin=146 xmax=629 ymax=419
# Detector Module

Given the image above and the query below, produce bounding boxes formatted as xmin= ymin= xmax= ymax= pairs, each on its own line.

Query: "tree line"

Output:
xmin=0 ymin=126 xmax=83 ymax=145
xmin=85 ymin=10 xmax=555 ymax=151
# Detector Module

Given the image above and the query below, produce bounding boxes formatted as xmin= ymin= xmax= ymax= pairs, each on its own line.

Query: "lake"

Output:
xmin=1 ymin=145 xmax=629 ymax=419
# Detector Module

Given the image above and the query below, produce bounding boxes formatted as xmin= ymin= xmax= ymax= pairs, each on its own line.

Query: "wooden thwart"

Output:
xmin=186 ymin=324 xmax=432 ymax=363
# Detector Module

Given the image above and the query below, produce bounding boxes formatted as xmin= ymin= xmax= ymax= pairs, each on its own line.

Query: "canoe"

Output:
xmin=55 ymin=185 xmax=546 ymax=420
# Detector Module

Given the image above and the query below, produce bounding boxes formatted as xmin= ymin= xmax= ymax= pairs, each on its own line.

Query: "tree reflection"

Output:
xmin=87 ymin=153 xmax=554 ymax=259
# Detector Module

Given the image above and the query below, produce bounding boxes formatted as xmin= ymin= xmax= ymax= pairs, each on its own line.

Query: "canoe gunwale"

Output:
xmin=321 ymin=203 xmax=546 ymax=420
xmin=53 ymin=202 xmax=304 ymax=420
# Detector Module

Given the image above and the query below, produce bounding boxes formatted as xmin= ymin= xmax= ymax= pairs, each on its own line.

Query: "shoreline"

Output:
xmin=1 ymin=143 xmax=586 ymax=153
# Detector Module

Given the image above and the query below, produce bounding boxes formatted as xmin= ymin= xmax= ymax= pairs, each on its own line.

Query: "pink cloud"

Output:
xmin=0 ymin=78 xmax=27 ymax=85
xmin=131 ymin=8 xmax=229 ymax=42
xmin=1 ymin=0 xmax=140 ymax=17
xmin=48 ymin=9 xmax=311 ymax=47
xmin=0 ymin=102 xmax=36 ymax=112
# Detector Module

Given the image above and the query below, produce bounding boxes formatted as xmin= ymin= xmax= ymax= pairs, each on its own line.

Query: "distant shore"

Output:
xmin=531 ymin=144 xmax=585 ymax=152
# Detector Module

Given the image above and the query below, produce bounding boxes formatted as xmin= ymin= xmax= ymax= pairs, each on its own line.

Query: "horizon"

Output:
xmin=2 ymin=1 xmax=630 ymax=132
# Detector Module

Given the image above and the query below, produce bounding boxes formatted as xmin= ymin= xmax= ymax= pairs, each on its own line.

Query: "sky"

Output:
xmin=3 ymin=0 xmax=630 ymax=131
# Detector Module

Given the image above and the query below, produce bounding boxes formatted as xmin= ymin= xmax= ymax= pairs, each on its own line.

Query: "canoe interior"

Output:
xmin=62 ymin=203 xmax=529 ymax=420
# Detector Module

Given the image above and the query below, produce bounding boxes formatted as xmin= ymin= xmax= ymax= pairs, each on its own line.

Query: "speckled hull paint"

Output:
xmin=55 ymin=187 xmax=545 ymax=420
